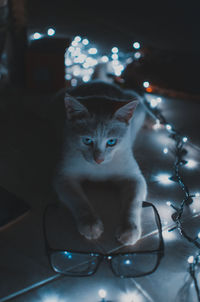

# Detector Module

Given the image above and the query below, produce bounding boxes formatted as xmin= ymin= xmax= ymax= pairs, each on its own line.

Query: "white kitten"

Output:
xmin=54 ymin=80 xmax=147 ymax=246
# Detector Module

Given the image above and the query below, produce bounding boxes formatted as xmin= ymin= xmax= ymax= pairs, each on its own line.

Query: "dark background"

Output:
xmin=27 ymin=1 xmax=200 ymax=53
xmin=26 ymin=1 xmax=200 ymax=95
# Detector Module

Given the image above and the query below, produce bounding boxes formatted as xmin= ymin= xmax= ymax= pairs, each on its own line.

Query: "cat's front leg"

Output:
xmin=116 ymin=176 xmax=147 ymax=246
xmin=54 ymin=175 xmax=104 ymax=240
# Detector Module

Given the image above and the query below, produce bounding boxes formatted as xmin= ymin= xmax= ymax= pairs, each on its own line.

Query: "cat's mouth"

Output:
xmin=94 ymin=158 xmax=104 ymax=165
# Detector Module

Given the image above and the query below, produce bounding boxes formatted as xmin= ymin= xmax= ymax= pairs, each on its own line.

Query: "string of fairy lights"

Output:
xmin=142 ymin=92 xmax=200 ymax=302
xmin=31 ymin=29 xmax=200 ymax=302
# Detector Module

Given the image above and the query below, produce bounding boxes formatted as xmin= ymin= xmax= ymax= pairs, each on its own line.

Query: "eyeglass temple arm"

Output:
xmin=142 ymin=201 xmax=165 ymax=252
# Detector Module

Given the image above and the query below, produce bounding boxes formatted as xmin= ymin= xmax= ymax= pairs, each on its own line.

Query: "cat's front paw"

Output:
xmin=78 ymin=215 xmax=104 ymax=240
xmin=116 ymin=223 xmax=141 ymax=246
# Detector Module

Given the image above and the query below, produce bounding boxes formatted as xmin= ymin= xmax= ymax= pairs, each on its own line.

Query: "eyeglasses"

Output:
xmin=43 ymin=201 xmax=164 ymax=278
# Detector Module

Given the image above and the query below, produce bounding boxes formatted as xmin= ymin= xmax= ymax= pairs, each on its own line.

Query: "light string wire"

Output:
xmin=139 ymin=92 xmax=200 ymax=301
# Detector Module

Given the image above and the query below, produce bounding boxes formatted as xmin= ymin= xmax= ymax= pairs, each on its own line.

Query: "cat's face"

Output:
xmin=78 ymin=120 xmax=127 ymax=164
xmin=64 ymin=94 xmax=138 ymax=165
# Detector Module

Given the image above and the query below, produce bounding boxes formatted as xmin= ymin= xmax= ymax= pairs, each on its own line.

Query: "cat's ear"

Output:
xmin=64 ymin=94 xmax=89 ymax=120
xmin=114 ymin=100 xmax=138 ymax=124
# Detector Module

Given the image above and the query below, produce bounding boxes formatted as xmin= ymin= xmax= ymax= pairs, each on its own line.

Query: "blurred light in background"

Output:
xmin=143 ymin=81 xmax=150 ymax=88
xmin=163 ymin=147 xmax=169 ymax=154
xmin=82 ymin=38 xmax=89 ymax=45
xmin=31 ymin=32 xmax=42 ymax=40
xmin=47 ymin=28 xmax=56 ymax=36
xmin=155 ymin=173 xmax=174 ymax=185
xmin=133 ymin=42 xmax=141 ymax=49
xmin=187 ymin=255 xmax=195 ymax=264
xmin=111 ymin=47 xmax=119 ymax=53
xmin=88 ymin=47 xmax=98 ymax=55
xmin=101 ymin=55 xmax=109 ymax=62
xmin=134 ymin=51 xmax=141 ymax=59
xmin=98 ymin=289 xmax=107 ymax=299
xmin=185 ymin=159 xmax=198 ymax=169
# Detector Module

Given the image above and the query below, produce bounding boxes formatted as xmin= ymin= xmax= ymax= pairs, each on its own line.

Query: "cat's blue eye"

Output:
xmin=82 ymin=137 xmax=93 ymax=145
xmin=106 ymin=139 xmax=117 ymax=147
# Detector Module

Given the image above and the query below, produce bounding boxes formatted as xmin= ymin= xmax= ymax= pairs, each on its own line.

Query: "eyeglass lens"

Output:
xmin=50 ymin=250 xmax=159 ymax=277
xmin=51 ymin=251 xmax=100 ymax=276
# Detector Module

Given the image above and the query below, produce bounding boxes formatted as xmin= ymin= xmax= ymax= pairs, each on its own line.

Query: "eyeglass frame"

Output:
xmin=43 ymin=201 xmax=165 ymax=278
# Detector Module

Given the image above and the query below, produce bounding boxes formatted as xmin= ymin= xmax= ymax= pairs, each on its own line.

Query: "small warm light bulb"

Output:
xmin=71 ymin=40 xmax=78 ymax=46
xmin=134 ymin=51 xmax=141 ymax=59
xmin=111 ymin=53 xmax=118 ymax=60
xmin=187 ymin=255 xmax=194 ymax=264
xmin=82 ymin=75 xmax=90 ymax=82
xmin=157 ymin=97 xmax=162 ymax=103
xmin=143 ymin=81 xmax=150 ymax=88
xmin=32 ymin=32 xmax=42 ymax=40
xmin=82 ymin=38 xmax=89 ymax=45
xmin=166 ymin=124 xmax=172 ymax=131
xmin=101 ymin=55 xmax=109 ymax=62
xmin=88 ymin=47 xmax=98 ymax=54
xmin=182 ymin=136 xmax=188 ymax=143
xmin=111 ymin=47 xmax=119 ymax=53
xmin=98 ymin=289 xmax=107 ymax=299
xmin=150 ymin=98 xmax=159 ymax=108
xmin=163 ymin=147 xmax=169 ymax=154
xmin=133 ymin=42 xmax=140 ymax=49
xmin=185 ymin=159 xmax=198 ymax=169
xmin=156 ymin=173 xmax=174 ymax=185
xmin=47 ymin=28 xmax=55 ymax=36
xmin=74 ymin=35 xmax=81 ymax=42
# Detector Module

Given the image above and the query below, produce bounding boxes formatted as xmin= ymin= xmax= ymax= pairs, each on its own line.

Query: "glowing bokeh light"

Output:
xmin=133 ymin=42 xmax=140 ymax=49
xmin=32 ymin=32 xmax=42 ymax=40
xmin=185 ymin=159 xmax=198 ymax=169
xmin=98 ymin=289 xmax=107 ymax=299
xmin=163 ymin=147 xmax=169 ymax=154
xmin=101 ymin=55 xmax=109 ymax=62
xmin=82 ymin=38 xmax=89 ymax=45
xmin=112 ymin=47 xmax=119 ymax=53
xmin=187 ymin=255 xmax=195 ymax=264
xmin=74 ymin=35 xmax=81 ymax=42
xmin=166 ymin=124 xmax=172 ymax=131
xmin=134 ymin=51 xmax=141 ymax=59
xmin=88 ymin=47 xmax=98 ymax=54
xmin=150 ymin=98 xmax=159 ymax=108
xmin=47 ymin=28 xmax=55 ymax=36
xmin=162 ymin=229 xmax=177 ymax=241
xmin=143 ymin=81 xmax=150 ymax=88
xmin=157 ymin=97 xmax=162 ymax=103
xmin=111 ymin=53 xmax=118 ymax=60
xmin=155 ymin=173 xmax=174 ymax=185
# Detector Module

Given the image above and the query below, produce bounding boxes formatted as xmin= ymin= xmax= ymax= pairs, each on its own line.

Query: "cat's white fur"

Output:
xmin=54 ymin=81 xmax=147 ymax=246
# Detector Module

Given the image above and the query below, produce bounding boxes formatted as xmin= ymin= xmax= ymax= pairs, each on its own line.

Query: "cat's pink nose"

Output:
xmin=95 ymin=158 xmax=104 ymax=164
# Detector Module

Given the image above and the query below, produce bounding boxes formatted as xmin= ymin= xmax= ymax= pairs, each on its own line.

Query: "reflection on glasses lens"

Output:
xmin=111 ymin=252 xmax=158 ymax=277
xmin=51 ymin=251 xmax=100 ymax=276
